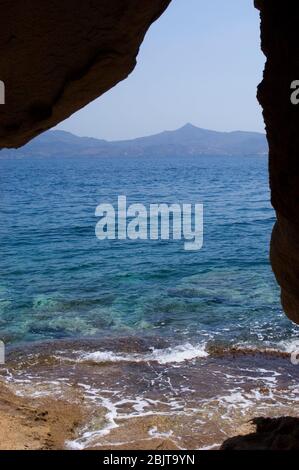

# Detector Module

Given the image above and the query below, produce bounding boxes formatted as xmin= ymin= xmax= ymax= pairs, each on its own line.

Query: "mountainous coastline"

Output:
xmin=0 ymin=123 xmax=268 ymax=158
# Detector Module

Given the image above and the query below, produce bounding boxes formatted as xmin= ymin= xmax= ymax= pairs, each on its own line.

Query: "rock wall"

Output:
xmin=256 ymin=0 xmax=299 ymax=323
xmin=0 ymin=0 xmax=171 ymax=148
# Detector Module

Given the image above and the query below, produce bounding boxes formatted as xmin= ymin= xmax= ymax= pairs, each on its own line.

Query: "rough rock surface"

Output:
xmin=0 ymin=382 xmax=83 ymax=450
xmin=221 ymin=417 xmax=299 ymax=450
xmin=255 ymin=0 xmax=299 ymax=324
xmin=0 ymin=0 xmax=171 ymax=148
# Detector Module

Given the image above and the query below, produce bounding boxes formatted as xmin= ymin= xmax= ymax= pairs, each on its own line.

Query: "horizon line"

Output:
xmin=53 ymin=122 xmax=266 ymax=143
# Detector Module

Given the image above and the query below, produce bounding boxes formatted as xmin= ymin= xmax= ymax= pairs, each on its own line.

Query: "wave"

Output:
xmin=23 ymin=339 xmax=298 ymax=369
xmin=277 ymin=338 xmax=299 ymax=354
xmin=5 ymin=336 xmax=298 ymax=375
xmin=71 ymin=342 xmax=209 ymax=365
xmin=64 ymin=341 xmax=295 ymax=366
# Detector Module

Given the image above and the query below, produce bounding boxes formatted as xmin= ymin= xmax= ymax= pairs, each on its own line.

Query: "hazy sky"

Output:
xmin=56 ymin=0 xmax=265 ymax=141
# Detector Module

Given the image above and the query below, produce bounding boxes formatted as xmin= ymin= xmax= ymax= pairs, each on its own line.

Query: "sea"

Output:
xmin=0 ymin=154 xmax=299 ymax=449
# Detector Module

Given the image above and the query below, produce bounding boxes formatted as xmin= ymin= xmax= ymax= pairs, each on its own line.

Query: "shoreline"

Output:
xmin=0 ymin=338 xmax=298 ymax=450
xmin=1 ymin=377 xmax=298 ymax=451
xmin=0 ymin=380 xmax=252 ymax=451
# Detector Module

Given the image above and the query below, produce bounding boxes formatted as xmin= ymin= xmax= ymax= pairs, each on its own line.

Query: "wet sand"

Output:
xmin=0 ymin=379 xmax=253 ymax=450
xmin=0 ymin=382 xmax=83 ymax=450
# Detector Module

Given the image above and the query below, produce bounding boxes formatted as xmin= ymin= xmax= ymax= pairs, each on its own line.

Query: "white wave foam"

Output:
xmin=197 ymin=443 xmax=221 ymax=450
xmin=77 ymin=343 xmax=208 ymax=365
xmin=148 ymin=426 xmax=174 ymax=439
xmin=66 ymin=393 xmax=119 ymax=450
xmin=278 ymin=338 xmax=299 ymax=354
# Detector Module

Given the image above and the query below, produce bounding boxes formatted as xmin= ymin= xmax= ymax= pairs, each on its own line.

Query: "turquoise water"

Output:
xmin=0 ymin=154 xmax=298 ymax=351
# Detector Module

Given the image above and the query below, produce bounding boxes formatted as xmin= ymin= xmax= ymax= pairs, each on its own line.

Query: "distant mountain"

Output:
xmin=0 ymin=123 xmax=268 ymax=158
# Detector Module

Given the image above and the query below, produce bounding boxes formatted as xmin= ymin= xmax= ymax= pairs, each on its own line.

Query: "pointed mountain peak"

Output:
xmin=180 ymin=122 xmax=198 ymax=130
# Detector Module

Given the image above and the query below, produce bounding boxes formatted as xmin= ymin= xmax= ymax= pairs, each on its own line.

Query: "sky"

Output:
xmin=56 ymin=0 xmax=265 ymax=141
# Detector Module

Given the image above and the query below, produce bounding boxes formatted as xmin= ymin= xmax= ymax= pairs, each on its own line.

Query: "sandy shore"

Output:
xmin=0 ymin=379 xmax=234 ymax=451
xmin=0 ymin=381 xmax=184 ymax=450
xmin=1 ymin=339 xmax=298 ymax=450
xmin=0 ymin=382 xmax=83 ymax=450
xmin=2 ymin=376 xmax=299 ymax=451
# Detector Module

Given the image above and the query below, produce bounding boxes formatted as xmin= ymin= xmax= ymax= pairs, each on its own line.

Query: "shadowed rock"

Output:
xmin=221 ymin=417 xmax=299 ymax=450
xmin=255 ymin=0 xmax=299 ymax=324
xmin=0 ymin=0 xmax=171 ymax=148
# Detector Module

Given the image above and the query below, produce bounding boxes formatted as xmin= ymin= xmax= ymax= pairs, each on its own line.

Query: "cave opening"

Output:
xmin=2 ymin=0 xmax=299 ymax=451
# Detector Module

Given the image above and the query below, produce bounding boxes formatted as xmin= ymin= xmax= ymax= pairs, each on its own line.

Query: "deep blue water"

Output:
xmin=1 ymin=154 xmax=298 ymax=350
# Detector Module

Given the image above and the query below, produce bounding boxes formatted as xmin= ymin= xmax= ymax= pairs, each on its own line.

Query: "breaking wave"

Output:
xmin=73 ymin=342 xmax=209 ymax=365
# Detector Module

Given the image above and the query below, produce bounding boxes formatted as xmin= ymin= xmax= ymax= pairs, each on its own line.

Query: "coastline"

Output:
xmin=0 ymin=380 xmax=251 ymax=451
xmin=0 ymin=338 xmax=298 ymax=450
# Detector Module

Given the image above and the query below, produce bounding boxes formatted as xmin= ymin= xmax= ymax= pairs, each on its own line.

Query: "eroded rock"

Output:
xmin=256 ymin=0 xmax=299 ymax=324
xmin=0 ymin=0 xmax=171 ymax=148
